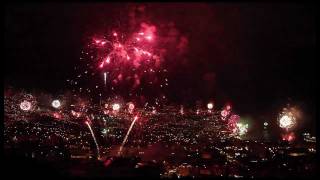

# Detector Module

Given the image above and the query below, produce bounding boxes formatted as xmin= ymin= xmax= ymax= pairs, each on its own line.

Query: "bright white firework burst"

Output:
xmin=112 ymin=103 xmax=120 ymax=111
xmin=236 ymin=123 xmax=248 ymax=136
xmin=20 ymin=100 xmax=32 ymax=111
xmin=279 ymin=113 xmax=295 ymax=129
xmin=52 ymin=100 xmax=61 ymax=109
xmin=207 ymin=103 xmax=213 ymax=110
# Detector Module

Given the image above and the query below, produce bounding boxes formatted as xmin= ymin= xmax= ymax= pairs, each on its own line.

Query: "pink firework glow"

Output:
xmin=20 ymin=100 xmax=32 ymax=111
xmin=70 ymin=20 xmax=183 ymax=103
xmin=69 ymin=10 xmax=189 ymax=105
xmin=282 ymin=132 xmax=295 ymax=142
xmin=228 ymin=114 xmax=240 ymax=129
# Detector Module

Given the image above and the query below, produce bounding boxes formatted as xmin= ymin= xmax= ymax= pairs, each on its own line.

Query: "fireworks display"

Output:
xmin=279 ymin=115 xmax=294 ymax=129
xmin=4 ymin=3 xmax=316 ymax=179
xmin=68 ymin=21 xmax=174 ymax=104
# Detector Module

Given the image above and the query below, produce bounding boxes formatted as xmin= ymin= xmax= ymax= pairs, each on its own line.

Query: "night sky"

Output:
xmin=4 ymin=3 xmax=316 ymax=131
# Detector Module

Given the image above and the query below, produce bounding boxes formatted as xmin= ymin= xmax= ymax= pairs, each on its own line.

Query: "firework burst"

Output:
xmin=69 ymin=22 xmax=171 ymax=104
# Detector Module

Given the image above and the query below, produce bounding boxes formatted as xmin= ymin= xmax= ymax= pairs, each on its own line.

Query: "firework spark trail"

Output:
xmin=103 ymin=72 xmax=107 ymax=86
xmin=118 ymin=115 xmax=138 ymax=155
xmin=85 ymin=121 xmax=100 ymax=159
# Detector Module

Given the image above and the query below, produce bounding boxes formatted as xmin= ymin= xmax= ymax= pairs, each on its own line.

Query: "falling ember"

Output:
xmin=103 ymin=72 xmax=107 ymax=86
xmin=85 ymin=121 xmax=100 ymax=159
xmin=99 ymin=61 xmax=105 ymax=68
xmin=70 ymin=22 xmax=173 ymax=99
xmin=118 ymin=116 xmax=138 ymax=155
xmin=105 ymin=56 xmax=110 ymax=64
xmin=20 ymin=100 xmax=32 ymax=111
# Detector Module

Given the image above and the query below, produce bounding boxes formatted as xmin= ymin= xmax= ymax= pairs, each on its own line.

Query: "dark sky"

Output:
xmin=4 ymin=3 xmax=316 ymax=129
